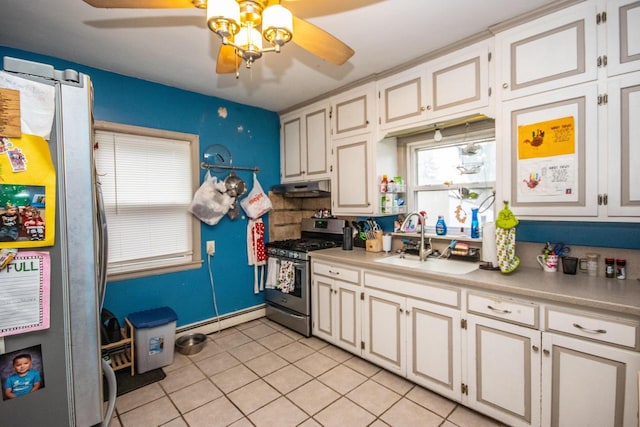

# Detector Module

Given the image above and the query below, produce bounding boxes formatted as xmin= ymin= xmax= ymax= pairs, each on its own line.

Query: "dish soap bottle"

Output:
xmin=436 ymin=216 xmax=447 ymax=235
xmin=471 ymin=208 xmax=480 ymax=238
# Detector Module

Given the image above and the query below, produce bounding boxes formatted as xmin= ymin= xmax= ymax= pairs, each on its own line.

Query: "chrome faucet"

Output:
xmin=400 ymin=211 xmax=432 ymax=261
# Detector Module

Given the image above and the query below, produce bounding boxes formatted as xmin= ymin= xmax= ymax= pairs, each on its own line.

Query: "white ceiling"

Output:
xmin=0 ymin=0 xmax=561 ymax=112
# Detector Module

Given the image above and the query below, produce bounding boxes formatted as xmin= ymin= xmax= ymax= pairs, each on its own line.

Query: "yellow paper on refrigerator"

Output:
xmin=0 ymin=134 xmax=55 ymax=248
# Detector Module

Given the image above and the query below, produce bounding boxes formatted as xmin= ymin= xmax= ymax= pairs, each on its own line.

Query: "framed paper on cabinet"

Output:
xmin=501 ymin=83 xmax=599 ymax=217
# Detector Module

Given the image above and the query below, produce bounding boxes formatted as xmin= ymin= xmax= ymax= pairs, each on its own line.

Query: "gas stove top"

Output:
xmin=267 ymin=218 xmax=345 ymax=260
xmin=266 ymin=238 xmax=337 ymax=252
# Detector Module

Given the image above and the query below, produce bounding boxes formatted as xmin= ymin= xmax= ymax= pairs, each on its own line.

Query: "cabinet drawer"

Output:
xmin=312 ymin=261 xmax=360 ymax=284
xmin=467 ymin=293 xmax=538 ymax=328
xmin=364 ymin=272 xmax=460 ymax=308
xmin=545 ymin=307 xmax=639 ymax=350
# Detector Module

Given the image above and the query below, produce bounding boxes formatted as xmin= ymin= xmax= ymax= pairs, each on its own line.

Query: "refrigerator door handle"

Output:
xmin=95 ymin=177 xmax=109 ymax=310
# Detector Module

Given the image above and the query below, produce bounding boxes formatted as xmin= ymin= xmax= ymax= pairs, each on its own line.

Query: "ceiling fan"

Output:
xmin=82 ymin=0 xmax=356 ymax=76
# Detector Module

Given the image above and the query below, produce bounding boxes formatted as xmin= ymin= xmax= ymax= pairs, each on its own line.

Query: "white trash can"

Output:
xmin=127 ymin=306 xmax=178 ymax=374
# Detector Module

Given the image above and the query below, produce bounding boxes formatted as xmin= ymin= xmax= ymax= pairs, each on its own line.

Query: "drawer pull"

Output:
xmin=328 ymin=270 xmax=340 ymax=275
xmin=487 ymin=305 xmax=512 ymax=314
xmin=572 ymin=323 xmax=606 ymax=334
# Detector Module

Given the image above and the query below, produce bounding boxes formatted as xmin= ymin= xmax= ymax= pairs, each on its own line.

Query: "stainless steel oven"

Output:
xmin=265 ymin=218 xmax=345 ymax=337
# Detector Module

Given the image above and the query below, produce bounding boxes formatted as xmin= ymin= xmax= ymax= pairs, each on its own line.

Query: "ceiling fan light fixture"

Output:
xmin=235 ymin=25 xmax=263 ymax=65
xmin=262 ymin=4 xmax=292 ymax=47
xmin=207 ymin=0 xmax=240 ymax=38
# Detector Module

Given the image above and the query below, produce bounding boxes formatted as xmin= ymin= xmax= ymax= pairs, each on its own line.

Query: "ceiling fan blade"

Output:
xmin=83 ymin=0 xmax=195 ymax=8
xmin=291 ymin=16 xmax=354 ymax=65
xmin=282 ymin=0 xmax=384 ymax=19
xmin=216 ymin=45 xmax=238 ymax=74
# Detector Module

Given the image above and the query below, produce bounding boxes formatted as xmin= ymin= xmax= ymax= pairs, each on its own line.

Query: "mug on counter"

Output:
xmin=536 ymin=254 xmax=558 ymax=272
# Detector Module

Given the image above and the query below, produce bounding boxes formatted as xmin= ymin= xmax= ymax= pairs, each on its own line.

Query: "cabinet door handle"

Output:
xmin=502 ymin=82 xmax=508 ymax=89
xmin=572 ymin=323 xmax=606 ymax=334
xmin=399 ymin=308 xmax=404 ymax=314
xmin=532 ymin=345 xmax=539 ymax=352
xmin=487 ymin=305 xmax=512 ymax=314
xmin=543 ymin=349 xmax=550 ymax=356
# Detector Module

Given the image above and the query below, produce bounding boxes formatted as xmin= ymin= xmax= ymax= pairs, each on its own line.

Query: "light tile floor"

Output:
xmin=107 ymin=318 xmax=506 ymax=427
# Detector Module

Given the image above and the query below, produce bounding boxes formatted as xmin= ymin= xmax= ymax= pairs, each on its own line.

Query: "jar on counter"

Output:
xmin=605 ymin=258 xmax=615 ymax=278
xmin=616 ymin=259 xmax=626 ymax=280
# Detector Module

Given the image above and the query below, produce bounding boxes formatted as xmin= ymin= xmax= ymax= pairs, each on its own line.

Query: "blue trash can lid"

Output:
xmin=128 ymin=306 xmax=178 ymax=329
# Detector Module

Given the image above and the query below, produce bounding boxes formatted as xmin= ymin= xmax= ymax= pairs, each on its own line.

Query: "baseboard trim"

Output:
xmin=176 ymin=304 xmax=266 ymax=337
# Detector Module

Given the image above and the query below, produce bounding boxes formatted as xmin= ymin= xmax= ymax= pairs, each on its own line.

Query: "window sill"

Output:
xmin=107 ymin=259 xmax=203 ymax=282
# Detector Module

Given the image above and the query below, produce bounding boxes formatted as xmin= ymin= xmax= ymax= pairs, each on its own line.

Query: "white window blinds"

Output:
xmin=94 ymin=129 xmax=195 ymax=275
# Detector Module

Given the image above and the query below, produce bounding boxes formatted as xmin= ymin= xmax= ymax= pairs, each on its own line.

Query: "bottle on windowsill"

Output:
xmin=471 ymin=208 xmax=480 ymax=239
xmin=436 ymin=216 xmax=447 ymax=236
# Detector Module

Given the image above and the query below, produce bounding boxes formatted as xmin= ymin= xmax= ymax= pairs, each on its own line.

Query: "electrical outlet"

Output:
xmin=206 ymin=240 xmax=215 ymax=255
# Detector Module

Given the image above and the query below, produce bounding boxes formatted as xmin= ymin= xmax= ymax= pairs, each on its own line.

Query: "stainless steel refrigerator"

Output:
xmin=0 ymin=57 xmax=115 ymax=426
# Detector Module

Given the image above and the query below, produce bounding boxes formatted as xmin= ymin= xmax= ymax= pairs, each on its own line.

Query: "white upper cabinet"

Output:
xmin=280 ymin=100 xmax=331 ymax=183
xmin=606 ymin=71 xmax=640 ymax=216
xmin=377 ymin=39 xmax=493 ymax=134
xmin=425 ymin=39 xmax=493 ymax=121
xmin=495 ymin=1 xmax=598 ymax=101
xmin=377 ymin=65 xmax=427 ymax=132
xmin=332 ymin=133 xmax=374 ymax=215
xmin=606 ymin=0 xmax=640 ymax=77
xmin=331 ymin=82 xmax=376 ymax=140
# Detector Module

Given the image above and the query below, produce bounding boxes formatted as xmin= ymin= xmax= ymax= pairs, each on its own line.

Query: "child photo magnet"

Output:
xmin=1 ymin=344 xmax=45 ymax=401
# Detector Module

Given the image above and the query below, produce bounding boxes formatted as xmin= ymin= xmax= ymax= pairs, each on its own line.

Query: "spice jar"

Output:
xmin=616 ymin=259 xmax=626 ymax=280
xmin=605 ymin=258 xmax=615 ymax=278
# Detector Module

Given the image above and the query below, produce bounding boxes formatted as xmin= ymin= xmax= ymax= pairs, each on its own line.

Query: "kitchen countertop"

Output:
xmin=310 ymin=247 xmax=640 ymax=318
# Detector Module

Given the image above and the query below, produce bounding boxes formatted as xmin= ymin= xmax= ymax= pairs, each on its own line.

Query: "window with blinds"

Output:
xmin=94 ymin=122 xmax=201 ymax=280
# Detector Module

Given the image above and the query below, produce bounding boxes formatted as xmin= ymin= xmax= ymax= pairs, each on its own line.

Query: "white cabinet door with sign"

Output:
xmin=280 ymin=101 xmax=330 ymax=183
xmin=495 ymin=0 xmax=597 ymax=101
xmin=498 ymin=83 xmax=599 ymax=218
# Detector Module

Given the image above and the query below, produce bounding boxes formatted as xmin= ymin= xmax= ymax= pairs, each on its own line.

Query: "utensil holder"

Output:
xmin=366 ymin=231 xmax=383 ymax=253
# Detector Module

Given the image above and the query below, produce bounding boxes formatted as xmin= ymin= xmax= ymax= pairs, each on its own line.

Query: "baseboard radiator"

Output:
xmin=176 ymin=304 xmax=266 ymax=337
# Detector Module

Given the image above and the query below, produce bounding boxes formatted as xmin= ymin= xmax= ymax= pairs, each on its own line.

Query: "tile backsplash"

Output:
xmin=267 ymin=193 xmax=331 ymax=241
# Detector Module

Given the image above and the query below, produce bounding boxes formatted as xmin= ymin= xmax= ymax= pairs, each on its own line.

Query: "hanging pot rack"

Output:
xmin=201 ymin=143 xmax=258 ymax=172
xmin=200 ymin=162 xmax=259 ymax=172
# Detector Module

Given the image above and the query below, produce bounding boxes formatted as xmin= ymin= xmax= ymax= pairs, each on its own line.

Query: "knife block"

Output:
xmin=366 ymin=231 xmax=383 ymax=252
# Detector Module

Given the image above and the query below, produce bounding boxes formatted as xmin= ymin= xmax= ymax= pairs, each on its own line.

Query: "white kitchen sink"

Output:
xmin=374 ymin=255 xmax=480 ymax=275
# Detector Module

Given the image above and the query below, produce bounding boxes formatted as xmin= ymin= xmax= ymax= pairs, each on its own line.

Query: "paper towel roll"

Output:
xmin=482 ymin=221 xmax=498 ymax=267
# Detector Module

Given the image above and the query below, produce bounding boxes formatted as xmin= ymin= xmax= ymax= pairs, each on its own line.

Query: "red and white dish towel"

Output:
xmin=277 ymin=260 xmax=295 ymax=293
xmin=247 ymin=218 xmax=267 ymax=294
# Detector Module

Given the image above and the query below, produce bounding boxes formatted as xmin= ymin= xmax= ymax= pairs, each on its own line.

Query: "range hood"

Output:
xmin=271 ymin=180 xmax=331 ymax=198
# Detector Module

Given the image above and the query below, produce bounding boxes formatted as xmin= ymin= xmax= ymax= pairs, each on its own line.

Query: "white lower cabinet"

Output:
xmin=362 ymin=288 xmax=406 ymax=375
xmin=311 ymin=261 xmax=361 ymax=354
xmin=541 ymin=332 xmax=640 ymax=427
xmin=311 ymin=263 xmax=640 ymax=427
xmin=406 ymin=297 xmax=462 ymax=401
xmin=362 ymin=289 xmax=463 ymax=403
xmin=465 ymin=314 xmax=541 ymax=427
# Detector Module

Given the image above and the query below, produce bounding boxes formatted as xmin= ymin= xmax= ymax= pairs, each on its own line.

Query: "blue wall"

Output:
xmin=1 ymin=47 xmax=280 ymax=327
